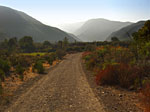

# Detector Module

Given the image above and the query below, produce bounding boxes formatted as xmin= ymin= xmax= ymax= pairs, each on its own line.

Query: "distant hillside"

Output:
xmin=67 ymin=33 xmax=82 ymax=42
xmin=74 ymin=18 xmax=132 ymax=42
xmin=107 ymin=21 xmax=146 ymax=41
xmin=59 ymin=22 xmax=85 ymax=33
xmin=0 ymin=6 xmax=76 ymax=42
xmin=0 ymin=32 xmax=7 ymax=41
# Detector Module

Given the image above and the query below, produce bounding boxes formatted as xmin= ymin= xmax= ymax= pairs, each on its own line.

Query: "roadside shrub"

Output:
xmin=82 ymin=52 xmax=92 ymax=60
xmin=0 ymin=69 xmax=5 ymax=82
xmin=43 ymin=53 xmax=55 ymax=65
xmin=47 ymin=53 xmax=57 ymax=65
xmin=96 ymin=63 xmax=141 ymax=89
xmin=83 ymin=46 xmax=135 ymax=71
xmin=33 ymin=60 xmax=45 ymax=74
xmin=96 ymin=64 xmax=119 ymax=85
xmin=139 ymin=65 xmax=150 ymax=77
xmin=16 ymin=65 xmax=25 ymax=81
xmin=21 ymin=56 xmax=34 ymax=67
xmin=141 ymin=82 xmax=150 ymax=112
xmin=111 ymin=47 xmax=134 ymax=64
xmin=117 ymin=64 xmax=140 ymax=88
xmin=56 ymin=49 xmax=66 ymax=59
xmin=83 ymin=52 xmax=101 ymax=70
xmin=10 ymin=55 xmax=33 ymax=69
xmin=48 ymin=58 xmax=53 ymax=65
xmin=9 ymin=55 xmax=18 ymax=67
xmin=85 ymin=56 xmax=98 ymax=70
xmin=0 ymin=59 xmax=10 ymax=76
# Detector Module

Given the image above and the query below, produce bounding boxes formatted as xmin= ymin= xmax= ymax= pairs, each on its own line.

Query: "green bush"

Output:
xmin=16 ymin=65 xmax=25 ymax=74
xmin=48 ymin=58 xmax=53 ymax=65
xmin=16 ymin=65 xmax=25 ymax=81
xmin=49 ymin=53 xmax=57 ymax=65
xmin=0 ymin=59 xmax=10 ymax=76
xmin=44 ymin=53 xmax=57 ymax=65
xmin=33 ymin=60 xmax=45 ymax=74
xmin=10 ymin=55 xmax=33 ymax=69
xmin=0 ymin=69 xmax=5 ymax=82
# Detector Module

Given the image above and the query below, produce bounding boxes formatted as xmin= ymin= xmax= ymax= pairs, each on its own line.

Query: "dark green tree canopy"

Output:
xmin=43 ymin=41 xmax=51 ymax=47
xmin=63 ymin=37 xmax=69 ymax=49
xmin=8 ymin=37 xmax=18 ymax=49
xmin=57 ymin=40 xmax=63 ymax=49
xmin=111 ymin=37 xmax=120 ymax=42
xmin=133 ymin=20 xmax=150 ymax=43
xmin=19 ymin=36 xmax=35 ymax=53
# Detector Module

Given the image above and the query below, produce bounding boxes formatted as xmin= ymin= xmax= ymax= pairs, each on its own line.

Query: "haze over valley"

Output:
xmin=0 ymin=0 xmax=149 ymax=42
xmin=0 ymin=6 xmax=148 ymax=42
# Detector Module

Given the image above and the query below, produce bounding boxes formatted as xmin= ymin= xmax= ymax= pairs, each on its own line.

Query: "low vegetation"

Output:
xmin=16 ymin=64 xmax=25 ymax=81
xmin=33 ymin=60 xmax=45 ymax=74
xmin=0 ymin=35 xmax=89 ymax=101
xmin=82 ymin=20 xmax=150 ymax=111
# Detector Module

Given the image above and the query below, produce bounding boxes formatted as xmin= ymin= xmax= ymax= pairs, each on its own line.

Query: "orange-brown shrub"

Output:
xmin=96 ymin=64 xmax=118 ymax=85
xmin=85 ymin=56 xmax=98 ymax=70
xmin=82 ymin=52 xmax=91 ymax=58
xmin=96 ymin=63 xmax=141 ymax=89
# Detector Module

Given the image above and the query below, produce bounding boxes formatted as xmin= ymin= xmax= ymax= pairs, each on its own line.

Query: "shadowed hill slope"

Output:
xmin=74 ymin=18 xmax=132 ymax=42
xmin=107 ymin=21 xmax=146 ymax=41
xmin=0 ymin=6 xmax=76 ymax=42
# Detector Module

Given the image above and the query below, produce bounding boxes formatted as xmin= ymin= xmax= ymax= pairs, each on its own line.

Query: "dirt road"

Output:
xmin=5 ymin=53 xmax=105 ymax=112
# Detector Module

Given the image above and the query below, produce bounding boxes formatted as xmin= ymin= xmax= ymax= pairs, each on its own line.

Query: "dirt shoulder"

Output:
xmin=82 ymin=60 xmax=144 ymax=112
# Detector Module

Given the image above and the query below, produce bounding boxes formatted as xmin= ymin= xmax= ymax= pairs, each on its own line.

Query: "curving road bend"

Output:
xmin=5 ymin=53 xmax=105 ymax=112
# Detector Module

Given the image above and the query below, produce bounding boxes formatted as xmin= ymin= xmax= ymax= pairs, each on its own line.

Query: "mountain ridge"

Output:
xmin=73 ymin=18 xmax=132 ymax=42
xmin=107 ymin=21 xmax=146 ymax=41
xmin=0 ymin=6 xmax=78 ymax=42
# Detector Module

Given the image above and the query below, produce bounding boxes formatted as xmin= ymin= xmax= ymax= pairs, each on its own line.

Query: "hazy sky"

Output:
xmin=0 ymin=0 xmax=150 ymax=27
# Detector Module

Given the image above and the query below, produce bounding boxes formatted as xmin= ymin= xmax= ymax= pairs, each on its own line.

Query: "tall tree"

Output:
xmin=43 ymin=41 xmax=51 ymax=47
xmin=8 ymin=37 xmax=18 ymax=52
xmin=57 ymin=40 xmax=63 ymax=49
xmin=111 ymin=37 xmax=120 ymax=42
xmin=19 ymin=36 xmax=35 ymax=53
xmin=132 ymin=20 xmax=150 ymax=63
xmin=63 ymin=37 xmax=69 ymax=49
xmin=133 ymin=20 xmax=150 ymax=43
